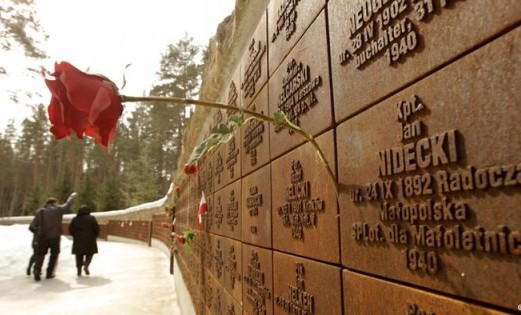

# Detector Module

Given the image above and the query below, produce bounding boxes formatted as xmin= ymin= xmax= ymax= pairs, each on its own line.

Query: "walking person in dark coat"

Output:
xmin=30 ymin=192 xmax=77 ymax=281
xmin=27 ymin=214 xmax=41 ymax=275
xmin=69 ymin=205 xmax=99 ymax=277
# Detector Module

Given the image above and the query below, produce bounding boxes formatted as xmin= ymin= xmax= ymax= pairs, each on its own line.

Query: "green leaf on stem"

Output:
xmin=212 ymin=123 xmax=231 ymax=135
xmin=183 ymin=230 xmax=195 ymax=242
xmin=274 ymin=111 xmax=287 ymax=130
xmin=188 ymin=134 xmax=221 ymax=164
xmin=228 ymin=112 xmax=245 ymax=127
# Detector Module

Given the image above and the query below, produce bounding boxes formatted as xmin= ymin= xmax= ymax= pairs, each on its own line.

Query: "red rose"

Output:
xmin=183 ymin=163 xmax=198 ymax=175
xmin=177 ymin=235 xmax=186 ymax=244
xmin=43 ymin=61 xmax=123 ymax=150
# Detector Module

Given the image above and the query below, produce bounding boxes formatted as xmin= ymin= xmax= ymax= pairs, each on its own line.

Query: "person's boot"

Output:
xmin=84 ymin=265 xmax=90 ymax=276
xmin=27 ymin=258 xmax=34 ymax=276
xmin=34 ymin=273 xmax=41 ymax=281
xmin=77 ymin=267 xmax=82 ymax=277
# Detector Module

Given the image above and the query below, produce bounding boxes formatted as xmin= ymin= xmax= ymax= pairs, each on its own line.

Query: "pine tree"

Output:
xmin=0 ymin=0 xmax=47 ymax=60
xmin=0 ymin=122 xmax=16 ymax=216
xmin=148 ymin=34 xmax=205 ymax=190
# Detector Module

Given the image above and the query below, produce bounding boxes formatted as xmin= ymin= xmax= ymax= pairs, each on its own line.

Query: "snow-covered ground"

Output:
xmin=0 ymin=224 xmax=181 ymax=315
xmin=0 ymin=224 xmax=72 ymax=280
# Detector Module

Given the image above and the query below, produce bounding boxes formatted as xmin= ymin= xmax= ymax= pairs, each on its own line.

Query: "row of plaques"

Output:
xmin=173 ymin=0 xmax=521 ymax=312
xmin=175 ymin=240 xmax=510 ymax=314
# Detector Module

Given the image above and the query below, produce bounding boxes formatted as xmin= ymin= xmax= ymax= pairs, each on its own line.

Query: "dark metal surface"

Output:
xmin=268 ymin=11 xmax=334 ymax=159
xmin=337 ymin=28 xmax=521 ymax=311
xmin=241 ymin=164 xmax=272 ymax=248
xmin=271 ymin=131 xmax=340 ymax=263
xmin=328 ymin=0 xmax=521 ymax=122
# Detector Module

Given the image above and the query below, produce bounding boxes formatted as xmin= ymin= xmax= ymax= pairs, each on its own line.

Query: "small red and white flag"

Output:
xmin=197 ymin=192 xmax=208 ymax=227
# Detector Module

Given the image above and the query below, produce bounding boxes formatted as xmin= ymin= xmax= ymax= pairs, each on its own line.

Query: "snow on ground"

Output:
xmin=0 ymin=224 xmax=72 ymax=280
xmin=0 ymin=224 xmax=181 ymax=315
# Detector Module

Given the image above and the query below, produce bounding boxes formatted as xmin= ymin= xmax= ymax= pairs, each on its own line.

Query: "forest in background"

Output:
xmin=0 ymin=0 xmax=206 ymax=216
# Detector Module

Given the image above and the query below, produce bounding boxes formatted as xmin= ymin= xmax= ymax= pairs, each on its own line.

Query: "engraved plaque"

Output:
xmin=224 ymin=238 xmax=243 ymax=304
xmin=199 ymin=151 xmax=214 ymax=195
xmin=211 ymin=188 xmax=227 ymax=237
xmin=225 ymin=66 xmax=242 ymax=118
xmin=224 ymin=290 xmax=243 ymax=315
xmin=224 ymin=131 xmax=242 ymax=186
xmin=268 ymin=11 xmax=333 ymax=159
xmin=267 ymin=0 xmax=326 ymax=76
xmin=211 ymin=278 xmax=226 ymax=315
xmin=241 ymin=12 xmax=268 ymax=107
xmin=221 ymin=65 xmax=243 ymax=127
xmin=273 ymin=251 xmax=342 ymax=314
xmin=202 ymin=232 xmax=214 ymax=272
xmin=192 ymin=229 xmax=203 ymax=259
xmin=241 ymin=85 xmax=270 ymax=176
xmin=203 ymin=268 xmax=216 ymax=310
xmin=241 ymin=164 xmax=272 ymax=248
xmin=208 ymin=108 xmax=226 ymax=140
xmin=328 ymin=0 xmax=521 ymax=122
xmin=337 ymin=29 xmax=521 ymax=311
xmin=223 ymin=179 xmax=242 ymax=241
xmin=272 ymin=130 xmax=339 ymax=263
xmin=213 ymin=144 xmax=226 ymax=193
xmin=343 ymin=270 xmax=508 ymax=315
xmin=242 ymin=244 xmax=274 ymax=315
xmin=186 ymin=202 xmax=197 ymax=229
xmin=200 ymin=193 xmax=214 ymax=233
xmin=213 ymin=235 xmax=227 ymax=287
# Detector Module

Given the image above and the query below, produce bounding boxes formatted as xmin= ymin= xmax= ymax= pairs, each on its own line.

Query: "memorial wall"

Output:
xmin=173 ymin=0 xmax=521 ymax=313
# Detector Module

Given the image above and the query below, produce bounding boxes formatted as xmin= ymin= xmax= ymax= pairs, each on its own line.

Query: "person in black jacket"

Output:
xmin=69 ymin=205 xmax=99 ymax=277
xmin=26 ymin=210 xmax=41 ymax=276
xmin=30 ymin=192 xmax=77 ymax=281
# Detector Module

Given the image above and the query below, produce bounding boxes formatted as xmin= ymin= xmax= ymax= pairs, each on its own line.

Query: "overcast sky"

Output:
xmin=0 ymin=0 xmax=236 ymax=130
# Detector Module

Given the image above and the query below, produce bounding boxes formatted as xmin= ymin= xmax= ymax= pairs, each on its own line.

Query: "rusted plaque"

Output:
xmin=241 ymin=12 xmax=268 ymax=107
xmin=343 ymin=270 xmax=509 ymax=314
xmin=202 ymin=268 xmax=217 ymax=311
xmin=198 ymin=151 xmax=214 ymax=195
xmin=188 ymin=201 xmax=198 ymax=229
xmin=241 ymin=164 xmax=272 ymax=248
xmin=271 ymin=130 xmax=340 ymax=263
xmin=268 ymin=11 xmax=333 ymax=159
xmin=212 ymin=234 xmax=227 ymax=287
xmin=199 ymin=192 xmax=214 ymax=233
xmin=191 ymin=229 xmax=203 ymax=259
xmin=207 ymin=108 xmax=226 ymax=141
xmin=224 ymin=290 xmax=243 ymax=315
xmin=210 ymin=278 xmax=227 ymax=315
xmin=337 ymin=28 xmax=521 ymax=311
xmin=211 ymin=187 xmax=227 ymax=237
xmin=224 ymin=238 xmax=243 ymax=304
xmin=273 ymin=251 xmax=342 ymax=314
xmin=328 ymin=0 xmax=521 ymax=122
xmin=241 ymin=85 xmax=270 ymax=176
xmin=222 ymin=179 xmax=242 ymax=241
xmin=224 ymin=131 xmax=242 ymax=186
xmin=202 ymin=232 xmax=214 ymax=273
xmin=242 ymin=244 xmax=274 ymax=315
xmin=213 ymin=144 xmax=227 ymax=193
xmin=267 ymin=0 xmax=326 ymax=76
xmin=224 ymin=66 xmax=242 ymax=116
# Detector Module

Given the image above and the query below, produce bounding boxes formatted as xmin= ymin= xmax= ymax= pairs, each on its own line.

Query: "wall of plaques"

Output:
xmin=173 ymin=0 xmax=521 ymax=314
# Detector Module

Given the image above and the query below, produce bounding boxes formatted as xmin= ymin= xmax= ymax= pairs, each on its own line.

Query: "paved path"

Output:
xmin=0 ymin=240 xmax=181 ymax=315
